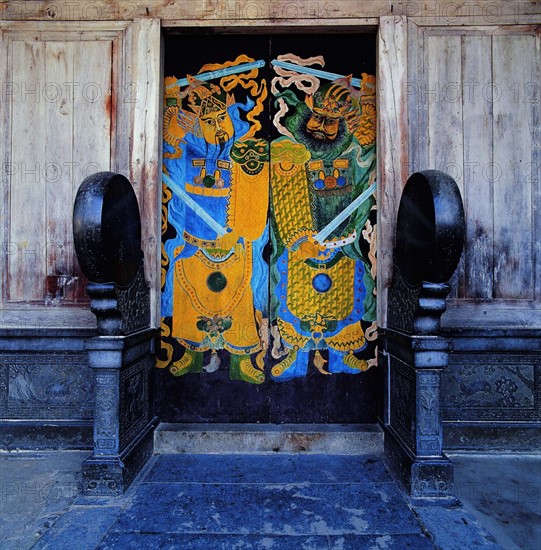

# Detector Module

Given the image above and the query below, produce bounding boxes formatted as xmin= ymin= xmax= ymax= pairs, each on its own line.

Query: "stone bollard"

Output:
xmin=381 ymin=170 xmax=465 ymax=498
xmin=73 ymin=172 xmax=158 ymax=495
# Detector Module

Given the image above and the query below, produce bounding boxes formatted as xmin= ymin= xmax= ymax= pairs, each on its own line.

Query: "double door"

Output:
xmin=156 ymin=33 xmax=379 ymax=423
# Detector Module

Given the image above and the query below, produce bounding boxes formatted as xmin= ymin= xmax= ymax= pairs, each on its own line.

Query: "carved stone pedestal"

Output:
xmin=382 ymin=171 xmax=465 ymax=498
xmin=73 ymin=172 xmax=157 ymax=495
xmin=82 ymin=328 xmax=157 ymax=495
xmin=382 ymin=321 xmax=454 ymax=498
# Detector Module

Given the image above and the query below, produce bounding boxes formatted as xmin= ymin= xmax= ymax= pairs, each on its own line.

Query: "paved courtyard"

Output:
xmin=3 ymin=450 xmax=537 ymax=549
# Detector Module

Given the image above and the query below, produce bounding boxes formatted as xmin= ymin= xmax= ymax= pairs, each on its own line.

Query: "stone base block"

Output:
xmin=82 ymin=419 xmax=156 ymax=496
xmin=0 ymin=420 xmax=93 ymax=451
xmin=384 ymin=428 xmax=454 ymax=498
xmin=155 ymin=423 xmax=384 ymax=455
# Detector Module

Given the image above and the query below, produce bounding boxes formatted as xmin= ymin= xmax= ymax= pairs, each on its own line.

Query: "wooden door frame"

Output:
xmin=152 ymin=16 xmax=409 ymax=330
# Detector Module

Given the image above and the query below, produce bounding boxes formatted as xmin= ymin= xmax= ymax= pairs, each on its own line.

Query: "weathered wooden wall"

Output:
xmin=0 ymin=18 xmax=161 ymax=327
xmin=1 ymin=1 xmax=539 ymax=25
xmin=408 ymin=23 xmax=541 ymax=328
xmin=0 ymin=0 xmax=539 ymax=449
xmin=1 ymin=1 xmax=539 ymax=332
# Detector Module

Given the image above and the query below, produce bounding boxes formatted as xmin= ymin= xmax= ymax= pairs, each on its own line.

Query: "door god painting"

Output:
xmin=160 ymin=56 xmax=269 ymax=384
xmin=269 ymin=55 xmax=378 ymax=380
xmin=159 ymin=49 xmax=377 ymax=385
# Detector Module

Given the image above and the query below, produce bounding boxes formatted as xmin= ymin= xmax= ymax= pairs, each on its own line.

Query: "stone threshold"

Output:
xmin=154 ymin=422 xmax=384 ymax=455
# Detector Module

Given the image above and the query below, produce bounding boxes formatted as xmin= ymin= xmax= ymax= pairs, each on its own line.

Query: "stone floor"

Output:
xmin=449 ymin=453 xmax=541 ymax=550
xmin=3 ymin=450 xmax=538 ymax=550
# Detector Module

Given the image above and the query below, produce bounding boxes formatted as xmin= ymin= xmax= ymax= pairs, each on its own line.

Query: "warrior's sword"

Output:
xmin=167 ymin=60 xmax=266 ymax=89
xmin=271 ymin=60 xmax=362 ymax=88
xmin=162 ymin=172 xmax=227 ymax=237
xmin=314 ymin=181 xmax=377 ymax=245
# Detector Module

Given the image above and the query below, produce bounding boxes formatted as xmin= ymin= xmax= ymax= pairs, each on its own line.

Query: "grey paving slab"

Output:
xmin=98 ymin=532 xmax=434 ymax=549
xmin=146 ymin=453 xmax=392 ymax=484
xmin=31 ymin=506 xmax=124 ymax=550
xmin=412 ymin=503 xmax=502 ymax=549
xmin=451 ymin=453 xmax=541 ymax=550
xmin=0 ymin=451 xmax=88 ymax=550
xmin=110 ymin=480 xmax=423 ymax=536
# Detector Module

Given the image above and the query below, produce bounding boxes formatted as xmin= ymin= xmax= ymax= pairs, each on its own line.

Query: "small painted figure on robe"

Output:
xmin=160 ymin=58 xmax=269 ymax=384
xmin=270 ymin=65 xmax=378 ymax=380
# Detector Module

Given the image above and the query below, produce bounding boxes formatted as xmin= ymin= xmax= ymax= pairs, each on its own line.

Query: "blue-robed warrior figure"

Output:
xmin=161 ymin=69 xmax=269 ymax=384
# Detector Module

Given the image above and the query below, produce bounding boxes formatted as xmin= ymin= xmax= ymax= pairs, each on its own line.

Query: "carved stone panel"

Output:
xmin=417 ymin=371 xmax=441 ymax=455
xmin=0 ymin=352 xmax=93 ymax=420
xmin=387 ymin=268 xmax=421 ymax=334
xmin=389 ymin=356 xmax=415 ymax=450
xmin=94 ymin=372 xmax=119 ymax=454
xmin=442 ymin=354 xmax=539 ymax=422
xmin=119 ymin=357 xmax=149 ymax=451
xmin=116 ymin=264 xmax=151 ymax=335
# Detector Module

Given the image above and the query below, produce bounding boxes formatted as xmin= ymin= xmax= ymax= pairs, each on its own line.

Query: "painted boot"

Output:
xmin=230 ymin=354 xmax=265 ymax=384
xmin=271 ymin=348 xmax=311 ymax=381
xmin=169 ymin=348 xmax=203 ymax=377
xmin=327 ymin=348 xmax=368 ymax=374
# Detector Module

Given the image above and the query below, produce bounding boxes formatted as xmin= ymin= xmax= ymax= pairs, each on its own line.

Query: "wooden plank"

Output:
xmin=426 ymin=33 xmax=465 ymax=298
xmin=533 ymin=31 xmax=541 ymax=304
xmin=0 ymin=30 xmax=11 ymax=305
xmin=1 ymin=1 xmax=393 ymax=20
xmin=111 ymin=24 xmax=131 ymax=180
xmin=421 ymin=25 xmax=540 ymax=36
xmin=44 ymin=41 xmax=75 ymax=303
xmin=462 ymin=35 xmax=494 ymax=300
xmin=427 ymin=34 xmax=464 ymax=188
xmin=72 ymin=39 xmax=112 ymax=301
xmin=162 ymin=18 xmax=379 ymax=29
xmin=377 ymin=15 xmax=408 ymax=327
xmin=1 ymin=0 xmax=539 ymax=22
xmin=416 ymin=24 xmax=430 ymax=172
xmin=72 ymin=40 xmax=111 ymax=183
xmin=0 ymin=20 xmax=128 ymax=34
xmin=8 ymin=39 xmax=47 ymax=302
xmin=406 ymin=20 xmax=422 ymax=175
xmin=128 ymin=18 xmax=162 ymax=326
xmin=492 ymin=34 xmax=535 ymax=300
xmin=413 ymin=16 xmax=541 ymax=26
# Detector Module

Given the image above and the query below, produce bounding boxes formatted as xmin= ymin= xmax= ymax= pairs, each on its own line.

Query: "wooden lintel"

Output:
xmin=0 ymin=1 xmax=539 ymax=24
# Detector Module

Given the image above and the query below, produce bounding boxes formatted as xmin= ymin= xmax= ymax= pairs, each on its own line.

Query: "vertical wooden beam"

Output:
xmin=492 ymin=34 xmax=536 ymax=300
xmin=377 ymin=16 xmax=409 ymax=327
xmin=426 ymin=33 xmax=465 ymax=299
xmin=463 ymin=35 xmax=494 ymax=300
xmin=44 ymin=41 xmax=74 ymax=301
xmin=128 ymin=18 xmax=162 ymax=326
xmin=9 ymin=39 xmax=47 ymax=302
xmin=0 ymin=30 xmax=11 ymax=306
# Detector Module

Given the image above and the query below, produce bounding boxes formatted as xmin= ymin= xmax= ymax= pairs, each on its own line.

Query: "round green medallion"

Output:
xmin=203 ymin=174 xmax=215 ymax=188
xmin=207 ymin=271 xmax=227 ymax=292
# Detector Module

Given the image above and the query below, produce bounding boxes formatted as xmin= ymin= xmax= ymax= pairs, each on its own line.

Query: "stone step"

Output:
xmin=154 ymin=423 xmax=384 ymax=455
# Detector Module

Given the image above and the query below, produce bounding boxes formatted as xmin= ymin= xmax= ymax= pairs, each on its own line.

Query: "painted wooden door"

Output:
xmin=157 ymin=34 xmax=379 ymax=423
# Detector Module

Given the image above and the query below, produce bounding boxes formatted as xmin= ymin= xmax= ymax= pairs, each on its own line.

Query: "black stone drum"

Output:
xmin=395 ymin=170 xmax=465 ymax=286
xmin=73 ymin=171 xmax=142 ymax=287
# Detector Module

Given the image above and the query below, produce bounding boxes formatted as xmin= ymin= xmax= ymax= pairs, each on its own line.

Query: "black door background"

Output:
xmin=155 ymin=32 xmax=382 ymax=423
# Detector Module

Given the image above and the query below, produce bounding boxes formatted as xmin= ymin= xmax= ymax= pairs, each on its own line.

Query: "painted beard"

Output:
xmin=285 ymin=103 xmax=353 ymax=161
xmin=215 ymin=131 xmax=229 ymax=145
xmin=212 ymin=130 xmax=230 ymax=156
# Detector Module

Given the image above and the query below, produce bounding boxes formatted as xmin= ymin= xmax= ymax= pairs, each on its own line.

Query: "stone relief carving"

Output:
xmin=0 ymin=353 xmax=93 ymax=419
xmin=442 ymin=357 xmax=537 ymax=421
